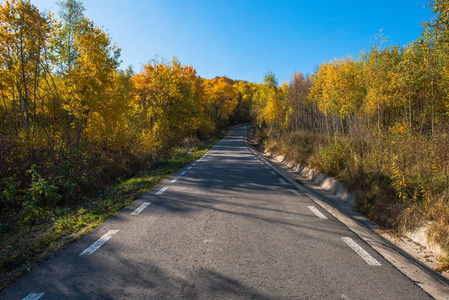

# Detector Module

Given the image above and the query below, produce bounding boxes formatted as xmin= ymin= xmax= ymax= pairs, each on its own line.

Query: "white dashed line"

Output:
xmin=180 ymin=171 xmax=187 ymax=175
xmin=187 ymin=167 xmax=193 ymax=170
xmin=156 ymin=187 xmax=168 ymax=195
xmin=307 ymin=206 xmax=328 ymax=219
xmin=271 ymin=171 xmax=277 ymax=175
xmin=278 ymin=178 xmax=287 ymax=184
xmin=23 ymin=293 xmax=45 ymax=300
xmin=80 ymin=230 xmax=119 ymax=256
xmin=264 ymin=166 xmax=270 ymax=169
xmin=171 ymin=178 xmax=179 ymax=183
xmin=131 ymin=202 xmax=151 ymax=215
xmin=342 ymin=237 xmax=382 ymax=266
xmin=192 ymin=163 xmax=197 ymax=166
xmin=290 ymin=189 xmax=301 ymax=197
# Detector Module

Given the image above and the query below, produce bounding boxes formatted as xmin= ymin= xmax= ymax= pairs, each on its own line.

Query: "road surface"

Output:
xmin=1 ymin=126 xmax=432 ymax=299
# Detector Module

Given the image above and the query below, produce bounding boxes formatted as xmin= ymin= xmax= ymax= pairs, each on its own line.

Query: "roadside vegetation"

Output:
xmin=0 ymin=132 xmax=227 ymax=290
xmin=251 ymin=1 xmax=449 ymax=271
xmin=0 ymin=0 xmax=254 ymax=290
xmin=2 ymin=0 xmax=449 ymax=289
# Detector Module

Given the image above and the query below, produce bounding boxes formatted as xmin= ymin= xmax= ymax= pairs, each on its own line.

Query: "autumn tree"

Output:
xmin=0 ymin=0 xmax=52 ymax=134
xmin=286 ymin=72 xmax=314 ymax=131
xmin=230 ymin=80 xmax=256 ymax=124
xmin=252 ymin=72 xmax=286 ymax=130
xmin=132 ymin=57 xmax=201 ymax=152
xmin=203 ymin=76 xmax=239 ymax=129
xmin=427 ymin=0 xmax=449 ymax=126
xmin=50 ymin=0 xmax=86 ymax=149
xmin=68 ymin=17 xmax=121 ymax=149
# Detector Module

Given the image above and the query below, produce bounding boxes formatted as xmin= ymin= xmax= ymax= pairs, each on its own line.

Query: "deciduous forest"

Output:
xmin=0 ymin=0 xmax=255 ymax=284
xmin=0 ymin=0 xmax=448 ymax=287
xmin=0 ymin=0 xmax=255 ymax=218
xmin=251 ymin=1 xmax=449 ymax=270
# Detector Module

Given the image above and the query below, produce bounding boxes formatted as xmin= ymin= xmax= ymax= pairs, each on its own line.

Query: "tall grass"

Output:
xmin=255 ymin=127 xmax=449 ymax=268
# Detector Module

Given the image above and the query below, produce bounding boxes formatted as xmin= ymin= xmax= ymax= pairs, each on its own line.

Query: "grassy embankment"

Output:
xmin=253 ymin=127 xmax=449 ymax=272
xmin=0 ymin=131 xmax=228 ymax=291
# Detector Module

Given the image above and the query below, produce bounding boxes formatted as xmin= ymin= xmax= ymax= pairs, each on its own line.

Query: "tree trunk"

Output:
xmin=19 ymin=26 xmax=29 ymax=130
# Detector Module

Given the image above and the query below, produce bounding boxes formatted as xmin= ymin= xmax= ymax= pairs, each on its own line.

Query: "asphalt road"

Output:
xmin=1 ymin=126 xmax=432 ymax=299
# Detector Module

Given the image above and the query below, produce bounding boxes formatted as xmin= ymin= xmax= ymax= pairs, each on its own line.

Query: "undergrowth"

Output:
xmin=0 ymin=131 xmax=227 ymax=291
xmin=254 ymin=127 xmax=449 ymax=272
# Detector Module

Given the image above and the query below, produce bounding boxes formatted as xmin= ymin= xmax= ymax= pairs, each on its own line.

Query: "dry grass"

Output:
xmin=427 ymin=195 xmax=449 ymax=252
xmin=255 ymin=127 xmax=449 ymax=270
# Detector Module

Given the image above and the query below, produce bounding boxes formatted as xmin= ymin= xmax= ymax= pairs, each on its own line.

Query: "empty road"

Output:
xmin=2 ymin=126 xmax=431 ymax=299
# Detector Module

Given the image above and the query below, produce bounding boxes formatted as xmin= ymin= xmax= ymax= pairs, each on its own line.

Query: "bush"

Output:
xmin=255 ymin=126 xmax=449 ymax=267
xmin=1 ymin=177 xmax=21 ymax=213
xmin=22 ymin=165 xmax=61 ymax=225
xmin=318 ymin=136 xmax=350 ymax=176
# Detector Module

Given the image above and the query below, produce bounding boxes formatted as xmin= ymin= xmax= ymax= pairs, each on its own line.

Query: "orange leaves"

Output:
xmin=131 ymin=59 xmax=252 ymax=148
xmin=0 ymin=0 xmax=254 ymax=167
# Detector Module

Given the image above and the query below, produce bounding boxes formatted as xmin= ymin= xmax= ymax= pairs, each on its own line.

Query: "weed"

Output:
xmin=295 ymin=178 xmax=304 ymax=185
xmin=317 ymin=136 xmax=349 ymax=176
xmin=0 ymin=131 xmax=227 ymax=291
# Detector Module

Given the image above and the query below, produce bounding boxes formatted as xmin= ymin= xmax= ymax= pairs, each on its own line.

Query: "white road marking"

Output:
xmin=171 ymin=178 xmax=179 ymax=183
xmin=278 ymin=178 xmax=287 ymax=184
xmin=342 ymin=237 xmax=382 ymax=266
xmin=23 ymin=293 xmax=45 ymax=300
xmin=307 ymin=206 xmax=328 ymax=219
xmin=259 ymin=162 xmax=264 ymax=165
xmin=80 ymin=230 xmax=119 ymax=256
xmin=290 ymin=189 xmax=301 ymax=196
xmin=156 ymin=187 xmax=168 ymax=195
xmin=180 ymin=171 xmax=187 ymax=175
xmin=264 ymin=166 xmax=270 ymax=169
xmin=271 ymin=171 xmax=277 ymax=175
xmin=192 ymin=163 xmax=197 ymax=166
xmin=187 ymin=167 xmax=192 ymax=170
xmin=131 ymin=202 xmax=151 ymax=215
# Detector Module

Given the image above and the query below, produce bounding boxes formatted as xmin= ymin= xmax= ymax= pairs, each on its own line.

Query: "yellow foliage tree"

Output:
xmin=203 ymin=76 xmax=239 ymax=128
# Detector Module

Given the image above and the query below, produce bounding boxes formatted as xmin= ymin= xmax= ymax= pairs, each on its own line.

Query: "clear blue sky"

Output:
xmin=27 ymin=0 xmax=434 ymax=83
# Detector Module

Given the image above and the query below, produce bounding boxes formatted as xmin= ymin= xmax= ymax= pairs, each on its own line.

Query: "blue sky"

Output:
xmin=28 ymin=0 xmax=434 ymax=83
